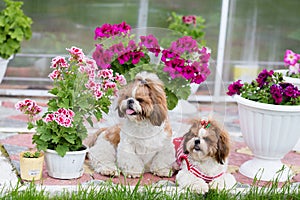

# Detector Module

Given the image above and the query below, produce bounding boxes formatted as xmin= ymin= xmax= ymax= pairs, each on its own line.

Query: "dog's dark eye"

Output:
xmin=203 ymin=137 xmax=211 ymax=142
xmin=136 ymin=98 xmax=144 ymax=103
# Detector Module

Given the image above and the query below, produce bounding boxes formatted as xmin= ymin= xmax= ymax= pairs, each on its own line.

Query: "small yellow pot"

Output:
xmin=19 ymin=151 xmax=44 ymax=181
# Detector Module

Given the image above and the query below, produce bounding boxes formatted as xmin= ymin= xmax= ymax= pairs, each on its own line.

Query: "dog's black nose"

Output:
xmin=195 ymin=139 xmax=200 ymax=145
xmin=127 ymin=99 xmax=134 ymax=105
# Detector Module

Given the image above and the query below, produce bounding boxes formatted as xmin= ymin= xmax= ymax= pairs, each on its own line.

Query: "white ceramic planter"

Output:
xmin=275 ymin=69 xmax=300 ymax=151
xmin=235 ymin=95 xmax=300 ymax=181
xmin=0 ymin=55 xmax=13 ymax=83
xmin=44 ymin=146 xmax=88 ymax=179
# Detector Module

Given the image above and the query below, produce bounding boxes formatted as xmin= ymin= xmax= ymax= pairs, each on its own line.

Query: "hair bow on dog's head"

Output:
xmin=200 ymin=119 xmax=211 ymax=129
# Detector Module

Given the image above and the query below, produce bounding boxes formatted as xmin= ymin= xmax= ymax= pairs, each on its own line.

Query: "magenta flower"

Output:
xmin=227 ymin=80 xmax=243 ymax=96
xmin=181 ymin=65 xmax=194 ymax=80
xmin=139 ymin=34 xmax=161 ymax=56
xmin=284 ymin=49 xmax=300 ymax=66
xmin=126 ymin=40 xmax=137 ymax=51
xmin=94 ymin=23 xmax=113 ymax=39
xmin=270 ymin=84 xmax=283 ymax=104
xmin=182 ymin=15 xmax=196 ymax=25
xmin=131 ymin=51 xmax=145 ymax=64
xmin=115 ymin=21 xmax=131 ymax=35
xmin=109 ymin=42 xmax=125 ymax=56
xmin=92 ymin=45 xmax=113 ymax=69
xmin=94 ymin=22 xmax=131 ymax=40
xmin=161 ymin=49 xmax=177 ymax=62
xmin=117 ymin=52 xmax=131 ymax=65
xmin=256 ymin=69 xmax=274 ymax=87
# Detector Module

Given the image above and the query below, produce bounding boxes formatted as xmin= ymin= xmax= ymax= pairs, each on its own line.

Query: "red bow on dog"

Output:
xmin=200 ymin=119 xmax=211 ymax=129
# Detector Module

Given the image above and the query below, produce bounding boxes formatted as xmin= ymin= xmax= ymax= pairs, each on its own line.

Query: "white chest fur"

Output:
xmin=119 ymin=119 xmax=168 ymax=155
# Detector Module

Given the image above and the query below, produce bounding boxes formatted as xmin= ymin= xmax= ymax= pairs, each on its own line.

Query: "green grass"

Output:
xmin=1 ymin=179 xmax=300 ymax=200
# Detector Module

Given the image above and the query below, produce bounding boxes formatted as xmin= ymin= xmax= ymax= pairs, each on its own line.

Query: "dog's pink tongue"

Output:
xmin=126 ymin=109 xmax=135 ymax=115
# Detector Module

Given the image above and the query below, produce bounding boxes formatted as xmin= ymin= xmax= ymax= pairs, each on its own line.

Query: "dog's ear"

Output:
xmin=149 ymin=103 xmax=167 ymax=126
xmin=117 ymin=106 xmax=124 ymax=118
xmin=146 ymin=79 xmax=168 ymax=126
xmin=214 ymin=123 xmax=230 ymax=165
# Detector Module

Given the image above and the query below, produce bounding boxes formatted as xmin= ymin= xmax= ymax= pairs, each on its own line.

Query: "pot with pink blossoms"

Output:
xmin=92 ymin=22 xmax=211 ymax=110
xmin=15 ymin=46 xmax=126 ymax=179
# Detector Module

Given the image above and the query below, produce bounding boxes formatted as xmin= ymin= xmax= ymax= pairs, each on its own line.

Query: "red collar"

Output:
xmin=173 ymin=137 xmax=224 ymax=183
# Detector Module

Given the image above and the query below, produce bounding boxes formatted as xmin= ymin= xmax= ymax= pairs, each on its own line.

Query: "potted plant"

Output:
xmin=227 ymin=69 xmax=300 ymax=182
xmin=92 ymin=22 xmax=211 ymax=110
xmin=15 ymin=46 xmax=126 ymax=179
xmin=19 ymin=151 xmax=44 ymax=181
xmin=0 ymin=0 xmax=32 ymax=83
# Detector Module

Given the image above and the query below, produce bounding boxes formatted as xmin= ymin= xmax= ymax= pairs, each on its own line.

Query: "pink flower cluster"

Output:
xmin=92 ymin=34 xmax=161 ymax=71
xmin=43 ymin=108 xmax=75 ymax=128
xmin=93 ymin=23 xmax=211 ymax=84
xmin=284 ymin=49 xmax=300 ymax=75
xmin=84 ymin=68 xmax=126 ymax=99
xmin=94 ymin=21 xmax=131 ymax=40
xmin=15 ymin=99 xmax=42 ymax=116
xmin=162 ymin=36 xmax=211 ymax=84
xmin=182 ymin=15 xmax=196 ymax=25
xmin=48 ymin=46 xmax=126 ymax=100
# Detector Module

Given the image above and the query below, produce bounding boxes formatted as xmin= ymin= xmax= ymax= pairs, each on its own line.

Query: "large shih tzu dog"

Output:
xmin=174 ymin=118 xmax=236 ymax=193
xmin=87 ymin=71 xmax=175 ymax=178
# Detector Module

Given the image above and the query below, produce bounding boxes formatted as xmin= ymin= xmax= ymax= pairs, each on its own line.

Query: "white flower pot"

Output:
xmin=0 ymin=55 xmax=13 ymax=83
xmin=275 ymin=69 xmax=300 ymax=151
xmin=235 ymin=95 xmax=300 ymax=181
xmin=44 ymin=146 xmax=88 ymax=179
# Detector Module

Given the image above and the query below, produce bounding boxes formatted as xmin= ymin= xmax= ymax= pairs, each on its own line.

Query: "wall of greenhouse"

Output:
xmin=0 ymin=0 xmax=299 ymax=101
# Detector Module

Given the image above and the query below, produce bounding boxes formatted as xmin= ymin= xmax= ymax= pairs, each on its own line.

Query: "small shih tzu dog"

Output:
xmin=174 ymin=118 xmax=236 ymax=193
xmin=88 ymin=71 xmax=175 ymax=178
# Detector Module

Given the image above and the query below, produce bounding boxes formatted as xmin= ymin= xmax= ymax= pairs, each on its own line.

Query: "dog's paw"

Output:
xmin=191 ymin=182 xmax=209 ymax=194
xmin=94 ymin=165 xmax=119 ymax=177
xmin=152 ymin=167 xmax=173 ymax=177
xmin=121 ymin=171 xmax=143 ymax=178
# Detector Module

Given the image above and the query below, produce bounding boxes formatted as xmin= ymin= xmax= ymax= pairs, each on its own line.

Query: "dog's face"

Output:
xmin=117 ymin=72 xmax=168 ymax=126
xmin=183 ymin=119 xmax=230 ymax=164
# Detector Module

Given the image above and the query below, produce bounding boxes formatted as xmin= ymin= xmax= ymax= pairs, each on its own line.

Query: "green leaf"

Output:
xmin=86 ymin=116 xmax=94 ymax=127
xmin=165 ymin=89 xmax=178 ymax=110
xmin=56 ymin=145 xmax=69 ymax=157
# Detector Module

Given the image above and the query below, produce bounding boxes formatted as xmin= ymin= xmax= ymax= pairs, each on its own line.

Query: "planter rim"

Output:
xmin=275 ymin=69 xmax=300 ymax=85
xmin=45 ymin=145 xmax=89 ymax=155
xmin=234 ymin=95 xmax=300 ymax=112
xmin=20 ymin=151 xmax=44 ymax=159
